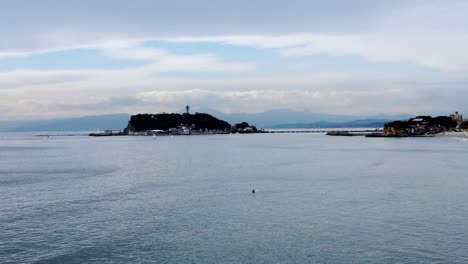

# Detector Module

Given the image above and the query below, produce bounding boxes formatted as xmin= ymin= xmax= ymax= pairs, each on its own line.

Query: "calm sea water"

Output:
xmin=1 ymin=133 xmax=468 ymax=263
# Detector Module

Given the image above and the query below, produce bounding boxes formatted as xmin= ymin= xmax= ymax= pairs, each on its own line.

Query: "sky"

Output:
xmin=1 ymin=0 xmax=468 ymax=119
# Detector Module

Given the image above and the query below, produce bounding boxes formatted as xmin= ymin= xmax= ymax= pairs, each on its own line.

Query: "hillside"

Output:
xmin=124 ymin=113 xmax=231 ymax=132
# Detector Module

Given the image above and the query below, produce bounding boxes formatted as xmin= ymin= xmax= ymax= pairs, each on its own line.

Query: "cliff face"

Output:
xmin=383 ymin=120 xmax=408 ymax=136
xmin=124 ymin=113 xmax=231 ymax=133
xmin=384 ymin=116 xmax=457 ymax=136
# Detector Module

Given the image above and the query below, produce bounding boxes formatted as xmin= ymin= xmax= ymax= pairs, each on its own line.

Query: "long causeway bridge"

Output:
xmin=266 ymin=129 xmax=381 ymax=134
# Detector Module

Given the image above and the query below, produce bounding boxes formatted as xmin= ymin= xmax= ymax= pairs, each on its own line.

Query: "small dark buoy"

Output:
xmin=252 ymin=189 xmax=255 ymax=194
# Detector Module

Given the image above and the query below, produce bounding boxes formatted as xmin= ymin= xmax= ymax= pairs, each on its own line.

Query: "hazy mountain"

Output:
xmin=194 ymin=108 xmax=410 ymax=128
xmin=269 ymin=119 xmax=391 ymax=129
xmin=0 ymin=109 xmax=411 ymax=132
xmin=0 ymin=114 xmax=130 ymax=132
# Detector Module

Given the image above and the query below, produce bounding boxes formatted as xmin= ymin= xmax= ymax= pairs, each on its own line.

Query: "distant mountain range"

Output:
xmin=0 ymin=114 xmax=131 ymax=132
xmin=0 ymin=110 xmax=410 ymax=132
xmin=268 ymin=119 xmax=391 ymax=129
xmin=197 ymin=108 xmax=409 ymax=128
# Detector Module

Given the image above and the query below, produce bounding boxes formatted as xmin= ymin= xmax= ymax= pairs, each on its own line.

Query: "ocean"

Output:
xmin=1 ymin=132 xmax=468 ymax=263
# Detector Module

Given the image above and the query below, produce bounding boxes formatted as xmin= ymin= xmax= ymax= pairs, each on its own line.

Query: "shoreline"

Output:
xmin=436 ymin=131 xmax=468 ymax=138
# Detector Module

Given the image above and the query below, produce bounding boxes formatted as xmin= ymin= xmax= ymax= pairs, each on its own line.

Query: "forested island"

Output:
xmin=90 ymin=112 xmax=261 ymax=136
xmin=327 ymin=113 xmax=466 ymax=137
xmin=382 ymin=115 xmax=457 ymax=137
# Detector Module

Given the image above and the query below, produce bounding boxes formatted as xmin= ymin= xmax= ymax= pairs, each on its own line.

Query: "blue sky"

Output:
xmin=1 ymin=0 xmax=468 ymax=119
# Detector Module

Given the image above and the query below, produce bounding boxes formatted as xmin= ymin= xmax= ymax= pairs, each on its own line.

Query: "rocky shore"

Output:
xmin=437 ymin=131 xmax=468 ymax=138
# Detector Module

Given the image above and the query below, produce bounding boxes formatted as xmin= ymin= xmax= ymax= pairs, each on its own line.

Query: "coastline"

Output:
xmin=437 ymin=131 xmax=468 ymax=138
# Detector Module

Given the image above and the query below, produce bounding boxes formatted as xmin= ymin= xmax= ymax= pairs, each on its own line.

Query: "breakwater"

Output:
xmin=269 ymin=129 xmax=382 ymax=134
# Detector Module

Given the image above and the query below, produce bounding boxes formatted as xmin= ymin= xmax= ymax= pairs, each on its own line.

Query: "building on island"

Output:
xmin=450 ymin=111 xmax=464 ymax=129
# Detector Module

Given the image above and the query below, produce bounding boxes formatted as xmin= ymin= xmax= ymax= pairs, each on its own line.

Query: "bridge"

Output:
xmin=265 ymin=129 xmax=382 ymax=134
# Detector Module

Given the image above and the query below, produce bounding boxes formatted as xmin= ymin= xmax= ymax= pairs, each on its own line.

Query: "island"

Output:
xmin=124 ymin=112 xmax=231 ymax=135
xmin=90 ymin=112 xmax=264 ymax=136
xmin=326 ymin=112 xmax=466 ymax=137
xmin=381 ymin=115 xmax=457 ymax=137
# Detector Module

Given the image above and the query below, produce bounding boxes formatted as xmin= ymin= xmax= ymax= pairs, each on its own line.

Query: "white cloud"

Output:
xmin=101 ymin=43 xmax=254 ymax=73
xmin=134 ymin=84 xmax=465 ymax=115
xmin=0 ymin=42 xmax=254 ymax=94
xmin=0 ymin=1 xmax=404 ymax=52
xmin=2 ymin=1 xmax=468 ymax=71
xmin=158 ymin=2 xmax=468 ymax=71
xmin=1 ymin=69 xmax=467 ymax=119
